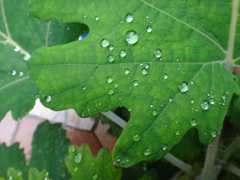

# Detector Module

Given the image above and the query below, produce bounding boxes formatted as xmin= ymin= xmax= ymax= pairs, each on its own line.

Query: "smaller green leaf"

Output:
xmin=65 ymin=144 xmax=122 ymax=180
xmin=140 ymin=174 xmax=152 ymax=180
xmin=28 ymin=168 xmax=51 ymax=180
xmin=0 ymin=178 xmax=5 ymax=180
xmin=7 ymin=168 xmax=22 ymax=180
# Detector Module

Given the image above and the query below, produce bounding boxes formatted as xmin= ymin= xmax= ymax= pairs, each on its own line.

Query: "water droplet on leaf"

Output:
xmin=125 ymin=30 xmax=138 ymax=44
xmin=73 ymin=153 xmax=82 ymax=163
xmin=125 ymin=13 xmax=133 ymax=22
xmin=163 ymin=74 xmax=168 ymax=80
xmin=162 ymin=144 xmax=168 ymax=150
xmin=95 ymin=16 xmax=99 ymax=21
xmin=101 ymin=39 xmax=109 ymax=47
xmin=201 ymin=100 xmax=210 ymax=110
xmin=73 ymin=167 xmax=78 ymax=172
xmin=124 ymin=69 xmax=130 ymax=75
xmin=108 ymin=55 xmax=114 ymax=62
xmin=175 ymin=130 xmax=180 ymax=135
xmin=133 ymin=80 xmax=139 ymax=86
xmin=178 ymin=82 xmax=189 ymax=92
xmin=109 ymin=45 xmax=114 ymax=50
xmin=92 ymin=174 xmax=98 ymax=180
xmin=141 ymin=68 xmax=147 ymax=75
xmin=210 ymin=98 xmax=215 ymax=105
xmin=82 ymin=85 xmax=86 ymax=90
xmin=154 ymin=49 xmax=162 ymax=58
xmin=114 ymin=84 xmax=119 ymax=88
xmin=69 ymin=145 xmax=75 ymax=153
xmin=169 ymin=97 xmax=173 ymax=102
xmin=107 ymin=76 xmax=113 ymax=83
xmin=211 ymin=130 xmax=217 ymax=137
xmin=120 ymin=50 xmax=127 ymax=57
xmin=143 ymin=148 xmax=151 ymax=156
xmin=108 ymin=89 xmax=114 ymax=95
xmin=45 ymin=96 xmax=51 ymax=102
xmin=152 ymin=110 xmax=157 ymax=116
xmin=132 ymin=134 xmax=141 ymax=141
xmin=191 ymin=119 xmax=197 ymax=126
xmin=147 ymin=26 xmax=152 ymax=32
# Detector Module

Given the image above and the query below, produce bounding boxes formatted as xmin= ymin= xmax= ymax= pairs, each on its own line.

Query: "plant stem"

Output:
xmin=222 ymin=136 xmax=240 ymax=162
xmin=101 ymin=111 xmax=127 ymax=128
xmin=164 ymin=153 xmax=194 ymax=176
xmin=224 ymin=163 xmax=240 ymax=178
xmin=199 ymin=135 xmax=220 ymax=180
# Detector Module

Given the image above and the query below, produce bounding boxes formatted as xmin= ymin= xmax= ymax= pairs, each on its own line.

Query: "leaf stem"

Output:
xmin=199 ymin=135 xmax=220 ymax=180
xmin=224 ymin=162 xmax=240 ymax=178
xmin=222 ymin=136 xmax=240 ymax=162
xmin=164 ymin=153 xmax=194 ymax=176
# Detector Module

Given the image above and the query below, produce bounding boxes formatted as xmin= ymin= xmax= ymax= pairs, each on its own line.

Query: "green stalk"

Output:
xmin=222 ymin=136 xmax=240 ymax=162
xmin=224 ymin=163 xmax=240 ymax=178
xmin=199 ymin=135 xmax=220 ymax=180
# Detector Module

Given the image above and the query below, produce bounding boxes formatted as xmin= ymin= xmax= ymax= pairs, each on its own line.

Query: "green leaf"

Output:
xmin=28 ymin=121 xmax=71 ymax=180
xmin=7 ymin=168 xmax=23 ymax=180
xmin=28 ymin=0 xmax=240 ymax=167
xmin=0 ymin=0 xmax=87 ymax=120
xmin=65 ymin=144 xmax=122 ymax=180
xmin=140 ymin=173 xmax=152 ymax=180
xmin=28 ymin=168 xmax=51 ymax=180
xmin=170 ymin=129 xmax=205 ymax=161
xmin=0 ymin=143 xmax=27 ymax=179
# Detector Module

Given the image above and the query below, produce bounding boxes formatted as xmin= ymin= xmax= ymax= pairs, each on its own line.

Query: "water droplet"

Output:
xmin=175 ymin=130 xmax=180 ymax=136
xmin=222 ymin=94 xmax=226 ymax=100
xmin=108 ymin=89 xmax=114 ymax=95
xmin=107 ymin=76 xmax=113 ymax=83
xmin=17 ymin=172 xmax=22 ymax=177
xmin=163 ymin=74 xmax=168 ymax=80
xmin=190 ymin=81 xmax=194 ymax=84
xmin=23 ymin=54 xmax=30 ymax=61
xmin=211 ymin=130 xmax=217 ymax=137
xmin=101 ymin=39 xmax=109 ymax=47
xmin=133 ymin=80 xmax=139 ymax=86
xmin=162 ymin=144 xmax=168 ymax=150
xmin=154 ymin=49 xmax=162 ymax=58
xmin=92 ymin=174 xmax=97 ymax=180
xmin=169 ymin=97 xmax=173 ymax=102
xmin=12 ymin=70 xmax=16 ymax=75
xmin=83 ymin=15 xmax=87 ymax=18
xmin=191 ymin=99 xmax=195 ymax=104
xmin=14 ymin=46 xmax=20 ymax=52
xmin=141 ymin=68 xmax=147 ymax=75
xmin=45 ymin=96 xmax=51 ymax=102
xmin=109 ymin=45 xmax=114 ymax=50
xmin=150 ymin=104 xmax=153 ymax=108
xmin=143 ymin=148 xmax=151 ymax=156
xmin=128 ymin=108 xmax=131 ymax=112
xmin=108 ymin=55 xmax=114 ymax=62
xmin=132 ymin=134 xmax=141 ymax=141
xmin=69 ymin=145 xmax=75 ymax=153
xmin=73 ymin=153 xmax=82 ymax=163
xmin=114 ymin=84 xmax=119 ymax=88
xmin=146 ymin=26 xmax=152 ymax=32
xmin=73 ymin=167 xmax=78 ymax=172
xmin=176 ymin=58 xmax=180 ymax=62
xmin=210 ymin=98 xmax=215 ymax=105
xmin=145 ymin=64 xmax=150 ymax=69
xmin=19 ymin=72 xmax=23 ymax=76
xmin=152 ymin=110 xmax=157 ymax=116
xmin=120 ymin=50 xmax=127 ymax=57
xmin=201 ymin=100 xmax=210 ymax=110
xmin=124 ymin=69 xmax=130 ymax=75
xmin=118 ymin=97 xmax=122 ymax=101
xmin=95 ymin=16 xmax=99 ymax=21
xmin=82 ymin=85 xmax=86 ymax=90
xmin=125 ymin=13 xmax=133 ymax=22
xmin=178 ymin=82 xmax=189 ymax=92
xmin=125 ymin=30 xmax=138 ymax=44
xmin=191 ymin=119 xmax=197 ymax=126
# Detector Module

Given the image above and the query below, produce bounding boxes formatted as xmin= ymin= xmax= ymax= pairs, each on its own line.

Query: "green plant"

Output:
xmin=2 ymin=0 xmax=240 ymax=179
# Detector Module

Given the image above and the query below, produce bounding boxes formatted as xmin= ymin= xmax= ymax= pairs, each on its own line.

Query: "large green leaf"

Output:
xmin=28 ymin=0 xmax=240 ymax=167
xmin=65 ymin=144 xmax=122 ymax=180
xmin=0 ymin=0 xmax=88 ymax=120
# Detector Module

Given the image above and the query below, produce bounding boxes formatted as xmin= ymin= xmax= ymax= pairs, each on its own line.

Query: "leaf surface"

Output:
xmin=65 ymin=144 xmax=122 ymax=180
xmin=0 ymin=0 xmax=87 ymax=120
xmin=28 ymin=0 xmax=240 ymax=167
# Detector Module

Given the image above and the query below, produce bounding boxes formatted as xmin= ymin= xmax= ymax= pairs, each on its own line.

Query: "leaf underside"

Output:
xmin=0 ymin=0 xmax=87 ymax=120
xmin=28 ymin=0 xmax=240 ymax=167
